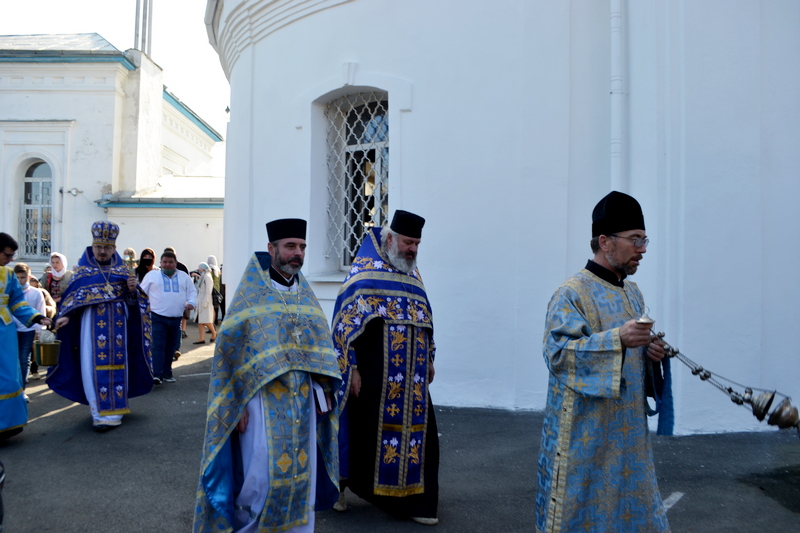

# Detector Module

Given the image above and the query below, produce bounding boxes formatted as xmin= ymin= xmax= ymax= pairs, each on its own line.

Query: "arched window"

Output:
xmin=325 ymin=91 xmax=389 ymax=266
xmin=20 ymin=161 xmax=52 ymax=258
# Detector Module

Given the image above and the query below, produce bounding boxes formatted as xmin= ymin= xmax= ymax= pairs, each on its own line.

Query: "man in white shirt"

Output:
xmin=140 ymin=251 xmax=196 ymax=384
xmin=13 ymin=263 xmax=45 ymax=401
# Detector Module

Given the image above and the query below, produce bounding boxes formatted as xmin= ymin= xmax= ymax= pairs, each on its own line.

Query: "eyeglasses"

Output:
xmin=610 ymin=234 xmax=649 ymax=248
xmin=1 ymin=250 xmax=16 ymax=259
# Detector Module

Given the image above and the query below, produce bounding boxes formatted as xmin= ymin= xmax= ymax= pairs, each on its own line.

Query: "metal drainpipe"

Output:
xmin=146 ymin=0 xmax=154 ymax=56
xmin=134 ymin=0 xmax=141 ymax=50
xmin=610 ymin=0 xmax=626 ymax=191
xmin=141 ymin=0 xmax=149 ymax=55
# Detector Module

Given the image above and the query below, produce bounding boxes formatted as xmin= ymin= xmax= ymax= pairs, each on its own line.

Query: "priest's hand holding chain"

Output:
xmin=620 ymin=319 xmax=666 ymax=362
xmin=619 ymin=319 xmax=653 ymax=348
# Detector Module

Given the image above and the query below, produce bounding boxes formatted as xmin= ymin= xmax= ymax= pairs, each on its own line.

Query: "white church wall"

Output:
xmin=0 ymin=61 xmax=131 ymax=263
xmin=675 ymin=2 xmax=764 ymax=434
xmin=757 ymin=1 xmax=800 ymax=424
xmin=211 ymin=0 xmax=800 ymax=434
xmin=0 ymin=120 xmax=72 ymax=260
xmin=215 ymin=0 xmax=615 ymax=411
xmin=161 ymin=99 xmax=218 ymax=177
xmin=221 ymin=46 xmax=256 ymax=281
xmin=626 ymin=1 xmax=800 ymax=434
xmin=105 ymin=206 xmax=224 ymax=274
xmin=120 ymin=50 xmax=164 ymax=194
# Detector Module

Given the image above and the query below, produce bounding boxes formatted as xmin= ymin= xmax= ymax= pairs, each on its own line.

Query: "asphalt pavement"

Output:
xmin=1 ymin=323 xmax=798 ymax=532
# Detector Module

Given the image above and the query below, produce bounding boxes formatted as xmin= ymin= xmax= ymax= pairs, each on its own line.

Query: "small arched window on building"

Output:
xmin=20 ymin=161 xmax=53 ymax=258
xmin=325 ymin=92 xmax=389 ymax=266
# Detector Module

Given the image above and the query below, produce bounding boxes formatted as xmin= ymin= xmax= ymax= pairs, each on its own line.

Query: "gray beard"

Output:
xmin=277 ymin=256 xmax=303 ymax=277
xmin=384 ymin=242 xmax=416 ymax=274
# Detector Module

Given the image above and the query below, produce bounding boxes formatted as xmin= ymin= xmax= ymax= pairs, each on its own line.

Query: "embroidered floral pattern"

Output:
xmin=383 ymin=438 xmax=400 ymax=464
xmin=332 ymin=227 xmax=435 ymax=497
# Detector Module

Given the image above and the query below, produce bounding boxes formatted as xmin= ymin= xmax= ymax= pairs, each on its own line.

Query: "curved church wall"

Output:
xmin=210 ymin=0 xmax=800 ymax=435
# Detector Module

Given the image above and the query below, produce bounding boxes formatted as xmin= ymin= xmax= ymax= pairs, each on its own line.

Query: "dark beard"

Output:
xmin=606 ymin=252 xmax=637 ymax=276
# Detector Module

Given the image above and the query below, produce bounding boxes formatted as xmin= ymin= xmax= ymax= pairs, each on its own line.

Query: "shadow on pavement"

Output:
xmin=0 ymin=323 xmax=798 ymax=532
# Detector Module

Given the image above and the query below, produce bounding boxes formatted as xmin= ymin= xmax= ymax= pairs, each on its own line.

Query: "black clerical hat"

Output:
xmin=266 ymin=218 xmax=307 ymax=241
xmin=592 ymin=191 xmax=645 ymax=237
xmin=390 ymin=210 xmax=425 ymax=239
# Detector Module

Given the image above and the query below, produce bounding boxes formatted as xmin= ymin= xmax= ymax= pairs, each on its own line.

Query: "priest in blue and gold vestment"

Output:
xmin=194 ymin=218 xmax=341 ymax=533
xmin=332 ymin=210 xmax=439 ymax=526
xmin=48 ymin=221 xmax=152 ymax=432
xmin=536 ymin=192 xmax=673 ymax=533
xmin=0 ymin=232 xmax=51 ymax=440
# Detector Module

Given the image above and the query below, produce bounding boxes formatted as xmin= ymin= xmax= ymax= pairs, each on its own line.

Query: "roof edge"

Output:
xmin=162 ymin=89 xmax=224 ymax=142
xmin=0 ymin=51 xmax=135 ymax=70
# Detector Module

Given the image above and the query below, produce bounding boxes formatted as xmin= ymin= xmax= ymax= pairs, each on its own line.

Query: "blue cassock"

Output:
xmin=535 ymin=268 xmax=672 ymax=533
xmin=0 ymin=266 xmax=40 ymax=434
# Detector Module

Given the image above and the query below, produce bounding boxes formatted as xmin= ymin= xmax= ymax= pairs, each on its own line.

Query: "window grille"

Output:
xmin=19 ymin=162 xmax=52 ymax=259
xmin=325 ymin=92 xmax=389 ymax=266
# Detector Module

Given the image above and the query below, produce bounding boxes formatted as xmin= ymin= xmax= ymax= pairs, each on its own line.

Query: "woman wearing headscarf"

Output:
xmin=43 ymin=252 xmax=73 ymax=308
xmin=193 ymin=262 xmax=217 ymax=344
xmin=207 ymin=255 xmax=223 ymax=324
xmin=135 ymin=248 xmax=157 ymax=282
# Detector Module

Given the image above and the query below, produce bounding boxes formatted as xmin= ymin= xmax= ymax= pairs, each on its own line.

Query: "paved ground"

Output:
xmin=1 ymin=323 xmax=799 ymax=532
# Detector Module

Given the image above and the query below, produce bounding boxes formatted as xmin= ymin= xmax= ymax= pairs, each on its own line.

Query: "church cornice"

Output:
xmin=163 ymin=89 xmax=224 ymax=143
xmin=207 ymin=0 xmax=354 ymax=79
xmin=0 ymin=51 xmax=136 ymax=71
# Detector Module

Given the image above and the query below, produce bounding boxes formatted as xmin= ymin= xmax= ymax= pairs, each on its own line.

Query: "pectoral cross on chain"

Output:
xmin=291 ymin=327 xmax=303 ymax=344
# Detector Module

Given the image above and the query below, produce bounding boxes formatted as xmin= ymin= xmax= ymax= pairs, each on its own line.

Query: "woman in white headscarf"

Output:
xmin=207 ymin=255 xmax=223 ymax=324
xmin=43 ymin=252 xmax=73 ymax=308
xmin=193 ymin=263 xmax=217 ymax=344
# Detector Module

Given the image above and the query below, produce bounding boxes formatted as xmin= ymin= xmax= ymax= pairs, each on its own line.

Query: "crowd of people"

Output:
xmin=0 ymin=226 xmax=224 ymax=432
xmin=1 ymin=192 xmax=673 ymax=532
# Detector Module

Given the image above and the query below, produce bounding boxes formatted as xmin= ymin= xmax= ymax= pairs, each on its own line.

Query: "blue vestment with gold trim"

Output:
xmin=332 ymin=228 xmax=438 ymax=512
xmin=194 ymin=253 xmax=341 ymax=533
xmin=47 ymin=247 xmax=153 ymax=414
xmin=535 ymin=269 xmax=670 ymax=533
xmin=0 ymin=266 xmax=39 ymax=434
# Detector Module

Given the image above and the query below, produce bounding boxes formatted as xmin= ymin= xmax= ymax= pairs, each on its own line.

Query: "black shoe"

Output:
xmin=92 ymin=423 xmax=120 ymax=433
xmin=153 ymin=377 xmax=162 ymax=385
xmin=181 ymin=331 xmax=188 ymax=339
xmin=0 ymin=427 xmax=23 ymax=441
xmin=163 ymin=377 xmax=177 ymax=383
xmin=193 ymin=340 xmax=205 ymax=345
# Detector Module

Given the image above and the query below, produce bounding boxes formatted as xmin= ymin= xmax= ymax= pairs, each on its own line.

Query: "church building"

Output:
xmin=0 ymin=33 xmax=225 ymax=273
xmin=204 ymin=0 xmax=799 ymax=435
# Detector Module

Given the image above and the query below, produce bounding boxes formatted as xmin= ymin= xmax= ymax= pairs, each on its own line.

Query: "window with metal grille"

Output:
xmin=20 ymin=162 xmax=52 ymax=259
xmin=325 ymin=92 xmax=389 ymax=266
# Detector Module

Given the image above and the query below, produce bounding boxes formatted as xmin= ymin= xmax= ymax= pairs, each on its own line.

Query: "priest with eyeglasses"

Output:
xmin=535 ymin=191 xmax=673 ymax=533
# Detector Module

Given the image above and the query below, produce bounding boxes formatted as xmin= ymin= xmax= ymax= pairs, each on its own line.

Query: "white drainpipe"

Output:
xmin=610 ymin=0 xmax=626 ymax=191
